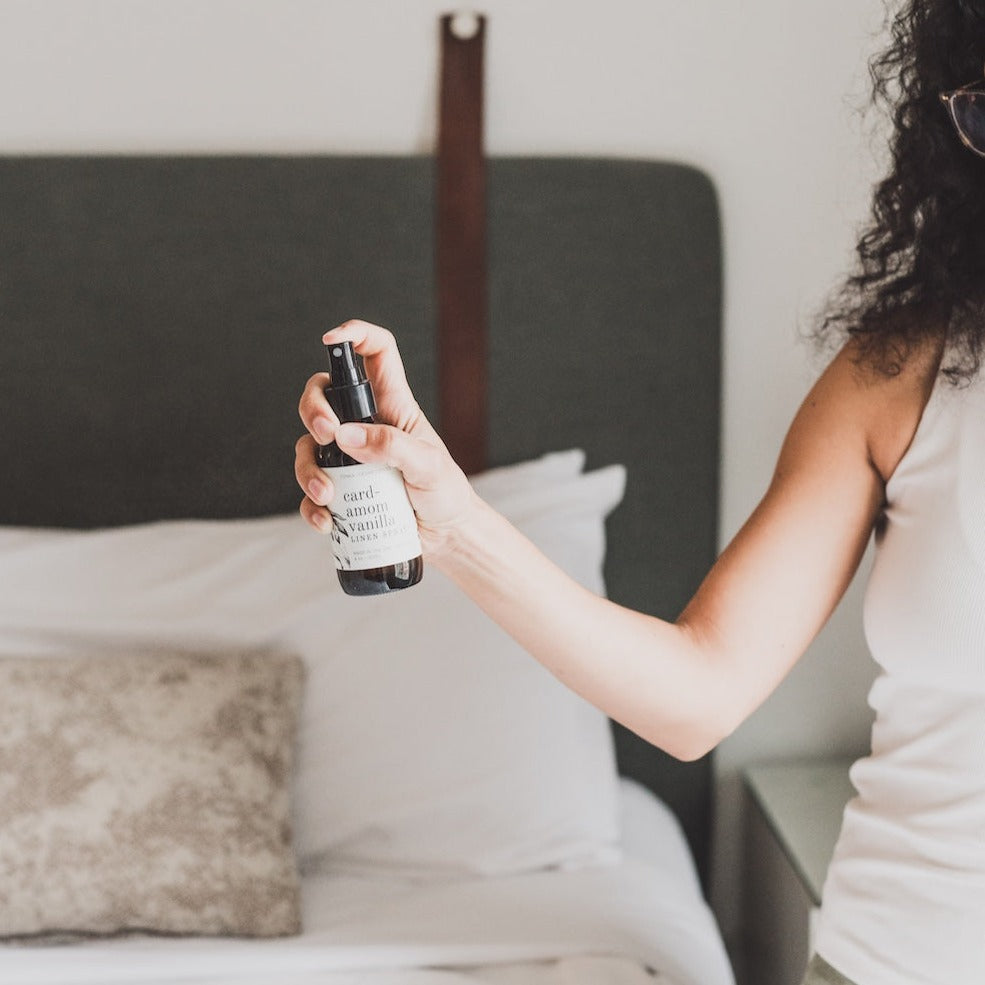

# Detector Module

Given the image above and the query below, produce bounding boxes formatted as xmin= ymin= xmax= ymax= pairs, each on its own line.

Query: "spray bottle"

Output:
xmin=317 ymin=341 xmax=423 ymax=595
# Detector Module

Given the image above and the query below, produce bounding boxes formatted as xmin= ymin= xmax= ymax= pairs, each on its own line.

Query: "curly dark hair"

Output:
xmin=817 ymin=0 xmax=985 ymax=380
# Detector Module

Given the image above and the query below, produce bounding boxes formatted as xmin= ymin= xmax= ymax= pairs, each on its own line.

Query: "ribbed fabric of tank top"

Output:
xmin=813 ymin=370 xmax=985 ymax=985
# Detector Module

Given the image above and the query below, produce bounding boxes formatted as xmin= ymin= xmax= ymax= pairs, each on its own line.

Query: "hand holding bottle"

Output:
xmin=296 ymin=321 xmax=478 ymax=560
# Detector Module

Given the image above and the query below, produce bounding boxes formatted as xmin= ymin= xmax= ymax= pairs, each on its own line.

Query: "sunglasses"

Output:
xmin=940 ymin=77 xmax=985 ymax=158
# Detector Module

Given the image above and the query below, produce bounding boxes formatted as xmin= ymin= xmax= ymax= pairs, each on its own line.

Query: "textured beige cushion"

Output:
xmin=0 ymin=651 xmax=304 ymax=939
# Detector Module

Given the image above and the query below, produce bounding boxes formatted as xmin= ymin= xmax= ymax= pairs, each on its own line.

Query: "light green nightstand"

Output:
xmin=740 ymin=759 xmax=856 ymax=985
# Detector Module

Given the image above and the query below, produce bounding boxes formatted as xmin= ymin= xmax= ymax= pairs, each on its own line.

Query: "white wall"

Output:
xmin=0 ymin=0 xmax=890 ymax=949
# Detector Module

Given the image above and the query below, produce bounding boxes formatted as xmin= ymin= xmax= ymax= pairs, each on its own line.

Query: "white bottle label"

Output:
xmin=321 ymin=463 xmax=422 ymax=571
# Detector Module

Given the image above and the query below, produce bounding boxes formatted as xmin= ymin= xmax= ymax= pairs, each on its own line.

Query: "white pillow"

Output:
xmin=0 ymin=451 xmax=626 ymax=878
xmin=468 ymin=448 xmax=586 ymax=500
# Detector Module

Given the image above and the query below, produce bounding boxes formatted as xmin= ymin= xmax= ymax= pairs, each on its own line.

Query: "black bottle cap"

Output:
xmin=324 ymin=341 xmax=376 ymax=422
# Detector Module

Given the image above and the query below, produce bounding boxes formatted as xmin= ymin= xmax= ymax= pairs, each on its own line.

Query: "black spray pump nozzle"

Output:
xmin=327 ymin=341 xmax=363 ymax=387
xmin=324 ymin=341 xmax=377 ymax=423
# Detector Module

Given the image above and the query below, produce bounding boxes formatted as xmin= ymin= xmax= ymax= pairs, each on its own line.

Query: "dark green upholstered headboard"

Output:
xmin=0 ymin=156 xmax=722 ymax=885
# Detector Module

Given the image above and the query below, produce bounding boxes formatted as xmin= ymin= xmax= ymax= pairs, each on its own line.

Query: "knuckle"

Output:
xmin=298 ymin=392 xmax=312 ymax=420
xmin=370 ymin=425 xmax=393 ymax=453
xmin=299 ymin=498 xmax=329 ymax=532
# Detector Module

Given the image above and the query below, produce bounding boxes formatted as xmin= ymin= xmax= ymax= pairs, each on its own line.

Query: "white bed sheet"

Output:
xmin=0 ymin=779 xmax=734 ymax=985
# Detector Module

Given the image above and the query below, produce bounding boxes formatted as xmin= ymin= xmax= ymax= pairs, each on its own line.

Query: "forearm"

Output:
xmin=431 ymin=495 xmax=726 ymax=761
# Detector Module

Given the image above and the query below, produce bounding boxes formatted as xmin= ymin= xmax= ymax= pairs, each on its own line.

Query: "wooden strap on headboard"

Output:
xmin=436 ymin=13 xmax=488 ymax=475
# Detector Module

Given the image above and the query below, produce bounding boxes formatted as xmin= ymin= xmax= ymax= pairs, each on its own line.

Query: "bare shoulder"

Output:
xmin=815 ymin=335 xmax=943 ymax=484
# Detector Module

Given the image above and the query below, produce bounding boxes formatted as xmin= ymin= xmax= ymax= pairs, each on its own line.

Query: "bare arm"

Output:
xmin=297 ymin=323 xmax=938 ymax=760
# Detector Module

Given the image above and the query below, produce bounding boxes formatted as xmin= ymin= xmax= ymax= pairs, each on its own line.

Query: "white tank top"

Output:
xmin=814 ymin=370 xmax=985 ymax=985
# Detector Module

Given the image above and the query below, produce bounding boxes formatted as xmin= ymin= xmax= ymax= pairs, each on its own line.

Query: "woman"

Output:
xmin=295 ymin=3 xmax=985 ymax=982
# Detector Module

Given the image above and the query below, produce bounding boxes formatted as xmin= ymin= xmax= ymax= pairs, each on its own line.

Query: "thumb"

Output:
xmin=335 ymin=422 xmax=449 ymax=491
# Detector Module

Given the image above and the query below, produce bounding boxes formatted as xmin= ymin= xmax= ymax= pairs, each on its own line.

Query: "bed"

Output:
xmin=0 ymin=155 xmax=729 ymax=985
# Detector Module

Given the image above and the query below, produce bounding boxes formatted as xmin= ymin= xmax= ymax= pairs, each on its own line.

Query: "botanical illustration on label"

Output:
xmin=321 ymin=463 xmax=422 ymax=571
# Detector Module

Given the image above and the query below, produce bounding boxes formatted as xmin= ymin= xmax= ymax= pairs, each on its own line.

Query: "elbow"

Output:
xmin=668 ymin=741 xmax=712 ymax=764
xmin=637 ymin=713 xmax=730 ymax=762
xmin=639 ymin=676 xmax=739 ymax=762
xmin=655 ymin=623 xmax=742 ymax=762
xmin=662 ymin=728 xmax=724 ymax=763
xmin=613 ymin=619 xmax=747 ymax=762
xmin=667 ymin=687 xmax=746 ymax=761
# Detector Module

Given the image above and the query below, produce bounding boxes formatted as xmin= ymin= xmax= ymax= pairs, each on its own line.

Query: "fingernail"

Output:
xmin=308 ymin=478 xmax=331 ymax=504
xmin=313 ymin=417 xmax=335 ymax=444
xmin=336 ymin=423 xmax=367 ymax=447
xmin=313 ymin=511 xmax=332 ymax=533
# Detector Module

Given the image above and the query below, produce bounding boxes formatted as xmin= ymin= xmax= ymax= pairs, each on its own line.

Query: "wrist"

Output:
xmin=422 ymin=488 xmax=497 ymax=572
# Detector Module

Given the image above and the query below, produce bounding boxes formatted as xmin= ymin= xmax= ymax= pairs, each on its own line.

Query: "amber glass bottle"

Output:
xmin=316 ymin=341 xmax=423 ymax=596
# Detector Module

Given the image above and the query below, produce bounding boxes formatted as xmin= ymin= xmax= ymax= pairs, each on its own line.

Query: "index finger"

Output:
xmin=322 ymin=320 xmax=423 ymax=432
xmin=322 ymin=319 xmax=402 ymax=362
